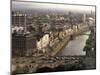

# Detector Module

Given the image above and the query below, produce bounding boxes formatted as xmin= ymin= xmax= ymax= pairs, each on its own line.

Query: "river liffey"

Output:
xmin=60 ymin=31 xmax=91 ymax=56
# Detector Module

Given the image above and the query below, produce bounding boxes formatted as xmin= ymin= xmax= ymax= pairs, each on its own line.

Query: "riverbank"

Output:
xmin=51 ymin=26 xmax=90 ymax=56
xmin=58 ymin=31 xmax=90 ymax=56
xmin=51 ymin=36 xmax=70 ymax=56
xmin=83 ymin=27 xmax=96 ymax=69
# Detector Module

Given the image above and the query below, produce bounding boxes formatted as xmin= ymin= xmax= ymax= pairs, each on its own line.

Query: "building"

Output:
xmin=12 ymin=12 xmax=26 ymax=26
xmin=36 ymin=33 xmax=50 ymax=53
xmin=12 ymin=30 xmax=50 ymax=57
xmin=12 ymin=32 xmax=37 ymax=57
xmin=88 ymin=17 xmax=95 ymax=26
xmin=83 ymin=14 xmax=86 ymax=23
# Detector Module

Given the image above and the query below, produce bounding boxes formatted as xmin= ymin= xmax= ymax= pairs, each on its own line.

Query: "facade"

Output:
xmin=36 ymin=33 xmax=50 ymax=53
xmin=12 ymin=12 xmax=26 ymax=26
xmin=12 ymin=33 xmax=37 ymax=57
xmin=12 ymin=31 xmax=50 ymax=56
xmin=88 ymin=17 xmax=95 ymax=26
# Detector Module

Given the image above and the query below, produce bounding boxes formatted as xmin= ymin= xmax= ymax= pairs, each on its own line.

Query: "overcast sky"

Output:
xmin=12 ymin=1 xmax=95 ymax=13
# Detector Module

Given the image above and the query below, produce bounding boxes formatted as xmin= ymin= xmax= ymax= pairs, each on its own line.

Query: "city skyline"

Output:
xmin=12 ymin=1 xmax=95 ymax=14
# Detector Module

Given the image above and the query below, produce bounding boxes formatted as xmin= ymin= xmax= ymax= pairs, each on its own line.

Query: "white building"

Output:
xmin=37 ymin=34 xmax=50 ymax=53
xmin=65 ymin=28 xmax=73 ymax=35
xmin=88 ymin=17 xmax=95 ymax=26
xmin=11 ymin=26 xmax=24 ymax=33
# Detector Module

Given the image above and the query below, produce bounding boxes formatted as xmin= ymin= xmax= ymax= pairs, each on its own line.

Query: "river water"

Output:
xmin=60 ymin=31 xmax=91 ymax=56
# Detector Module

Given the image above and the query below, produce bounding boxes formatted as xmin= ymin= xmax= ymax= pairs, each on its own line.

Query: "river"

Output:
xmin=60 ymin=31 xmax=91 ymax=56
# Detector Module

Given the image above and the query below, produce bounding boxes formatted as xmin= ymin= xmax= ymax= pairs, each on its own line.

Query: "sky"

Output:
xmin=12 ymin=1 xmax=95 ymax=14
